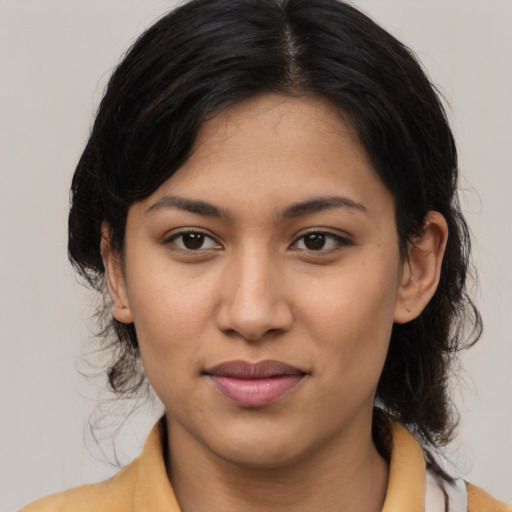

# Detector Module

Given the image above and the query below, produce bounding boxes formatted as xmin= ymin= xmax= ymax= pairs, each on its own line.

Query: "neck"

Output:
xmin=165 ymin=417 xmax=389 ymax=512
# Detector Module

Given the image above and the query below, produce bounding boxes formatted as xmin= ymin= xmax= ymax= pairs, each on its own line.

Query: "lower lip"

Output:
xmin=209 ymin=375 xmax=304 ymax=407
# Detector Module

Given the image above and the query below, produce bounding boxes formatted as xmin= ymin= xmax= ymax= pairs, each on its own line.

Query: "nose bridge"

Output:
xmin=216 ymin=242 xmax=292 ymax=340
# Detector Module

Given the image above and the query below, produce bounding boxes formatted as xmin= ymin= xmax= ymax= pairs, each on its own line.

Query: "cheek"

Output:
xmin=300 ymin=254 xmax=399 ymax=379
xmin=124 ymin=260 xmax=218 ymax=389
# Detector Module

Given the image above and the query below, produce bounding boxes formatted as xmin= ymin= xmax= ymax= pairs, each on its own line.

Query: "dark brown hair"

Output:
xmin=68 ymin=0 xmax=481 ymax=464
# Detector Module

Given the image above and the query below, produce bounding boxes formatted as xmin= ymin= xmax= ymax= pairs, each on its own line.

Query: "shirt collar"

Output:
xmin=133 ymin=420 xmax=181 ymax=512
xmin=382 ymin=421 xmax=426 ymax=512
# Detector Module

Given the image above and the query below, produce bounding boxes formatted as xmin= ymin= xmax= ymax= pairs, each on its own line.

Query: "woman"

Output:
xmin=20 ymin=0 xmax=511 ymax=510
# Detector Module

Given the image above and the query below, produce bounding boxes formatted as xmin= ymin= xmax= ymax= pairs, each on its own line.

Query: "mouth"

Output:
xmin=204 ymin=360 xmax=306 ymax=408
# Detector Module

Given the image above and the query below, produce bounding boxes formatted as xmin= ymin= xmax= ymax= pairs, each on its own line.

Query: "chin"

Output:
xmin=205 ymin=424 xmax=311 ymax=470
xmin=215 ymin=443 xmax=306 ymax=470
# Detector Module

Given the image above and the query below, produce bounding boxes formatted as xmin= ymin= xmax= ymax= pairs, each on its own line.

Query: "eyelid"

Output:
xmin=290 ymin=228 xmax=353 ymax=252
xmin=162 ymin=227 xmax=351 ymax=253
xmin=164 ymin=228 xmax=222 ymax=251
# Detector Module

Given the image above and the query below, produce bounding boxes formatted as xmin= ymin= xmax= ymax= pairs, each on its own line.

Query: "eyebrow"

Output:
xmin=145 ymin=194 xmax=367 ymax=219
xmin=146 ymin=195 xmax=228 ymax=217
xmin=280 ymin=195 xmax=368 ymax=219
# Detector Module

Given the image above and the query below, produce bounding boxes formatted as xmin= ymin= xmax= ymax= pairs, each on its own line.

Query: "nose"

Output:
xmin=215 ymin=247 xmax=293 ymax=341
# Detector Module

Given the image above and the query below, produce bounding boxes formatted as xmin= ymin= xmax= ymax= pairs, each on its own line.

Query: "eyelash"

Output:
xmin=164 ymin=230 xmax=221 ymax=252
xmin=290 ymin=230 xmax=352 ymax=253
xmin=164 ymin=229 xmax=351 ymax=254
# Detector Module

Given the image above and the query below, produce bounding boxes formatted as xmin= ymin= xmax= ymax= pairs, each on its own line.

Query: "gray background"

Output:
xmin=1 ymin=1 xmax=511 ymax=510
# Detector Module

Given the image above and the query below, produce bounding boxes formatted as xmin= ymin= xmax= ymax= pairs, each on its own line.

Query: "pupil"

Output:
xmin=305 ymin=233 xmax=325 ymax=250
xmin=183 ymin=233 xmax=204 ymax=250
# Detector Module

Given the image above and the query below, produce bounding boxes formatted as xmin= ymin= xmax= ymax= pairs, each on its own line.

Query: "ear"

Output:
xmin=100 ymin=222 xmax=133 ymax=324
xmin=393 ymin=211 xmax=448 ymax=324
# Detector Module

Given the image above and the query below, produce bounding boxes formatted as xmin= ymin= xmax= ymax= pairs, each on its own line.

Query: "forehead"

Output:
xmin=137 ymin=94 xmax=393 ymax=222
xmin=170 ymin=95 xmax=371 ymax=181
xmin=192 ymin=95 xmax=363 ymax=168
xmin=200 ymin=94 xmax=352 ymax=145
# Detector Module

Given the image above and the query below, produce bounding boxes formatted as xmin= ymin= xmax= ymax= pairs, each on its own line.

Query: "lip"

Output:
xmin=204 ymin=360 xmax=306 ymax=407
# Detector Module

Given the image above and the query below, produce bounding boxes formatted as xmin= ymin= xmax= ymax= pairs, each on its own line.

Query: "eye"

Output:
xmin=291 ymin=231 xmax=349 ymax=252
xmin=166 ymin=231 xmax=221 ymax=251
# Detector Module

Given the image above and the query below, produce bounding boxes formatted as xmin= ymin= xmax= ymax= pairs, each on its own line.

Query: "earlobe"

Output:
xmin=393 ymin=211 xmax=448 ymax=324
xmin=100 ymin=223 xmax=133 ymax=324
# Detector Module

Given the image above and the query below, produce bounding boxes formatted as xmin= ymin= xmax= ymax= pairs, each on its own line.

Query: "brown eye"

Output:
xmin=292 ymin=231 xmax=349 ymax=252
xmin=168 ymin=231 xmax=220 ymax=251
xmin=182 ymin=232 xmax=206 ymax=250
xmin=303 ymin=233 xmax=327 ymax=250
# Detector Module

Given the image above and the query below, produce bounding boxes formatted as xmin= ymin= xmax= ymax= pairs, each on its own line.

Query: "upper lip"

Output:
xmin=204 ymin=360 xmax=305 ymax=379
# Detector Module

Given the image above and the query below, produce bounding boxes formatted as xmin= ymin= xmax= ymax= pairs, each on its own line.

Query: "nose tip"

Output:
xmin=217 ymin=301 xmax=293 ymax=341
xmin=215 ymin=259 xmax=293 ymax=341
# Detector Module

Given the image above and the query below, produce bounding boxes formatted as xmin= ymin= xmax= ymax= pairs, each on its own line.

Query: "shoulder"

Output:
xmin=466 ymin=482 xmax=512 ymax=512
xmin=19 ymin=457 xmax=141 ymax=512
xmin=385 ymin=419 xmax=511 ymax=511
xmin=19 ymin=420 xmax=178 ymax=512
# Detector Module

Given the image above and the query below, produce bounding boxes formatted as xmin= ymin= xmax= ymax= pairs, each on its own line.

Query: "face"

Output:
xmin=106 ymin=95 xmax=415 ymax=469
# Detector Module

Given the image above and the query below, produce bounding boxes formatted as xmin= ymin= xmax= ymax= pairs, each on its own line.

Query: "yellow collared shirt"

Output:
xmin=21 ymin=421 xmax=511 ymax=512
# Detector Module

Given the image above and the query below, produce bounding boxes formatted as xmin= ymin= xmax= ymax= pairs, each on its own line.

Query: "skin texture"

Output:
xmin=102 ymin=95 xmax=448 ymax=512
